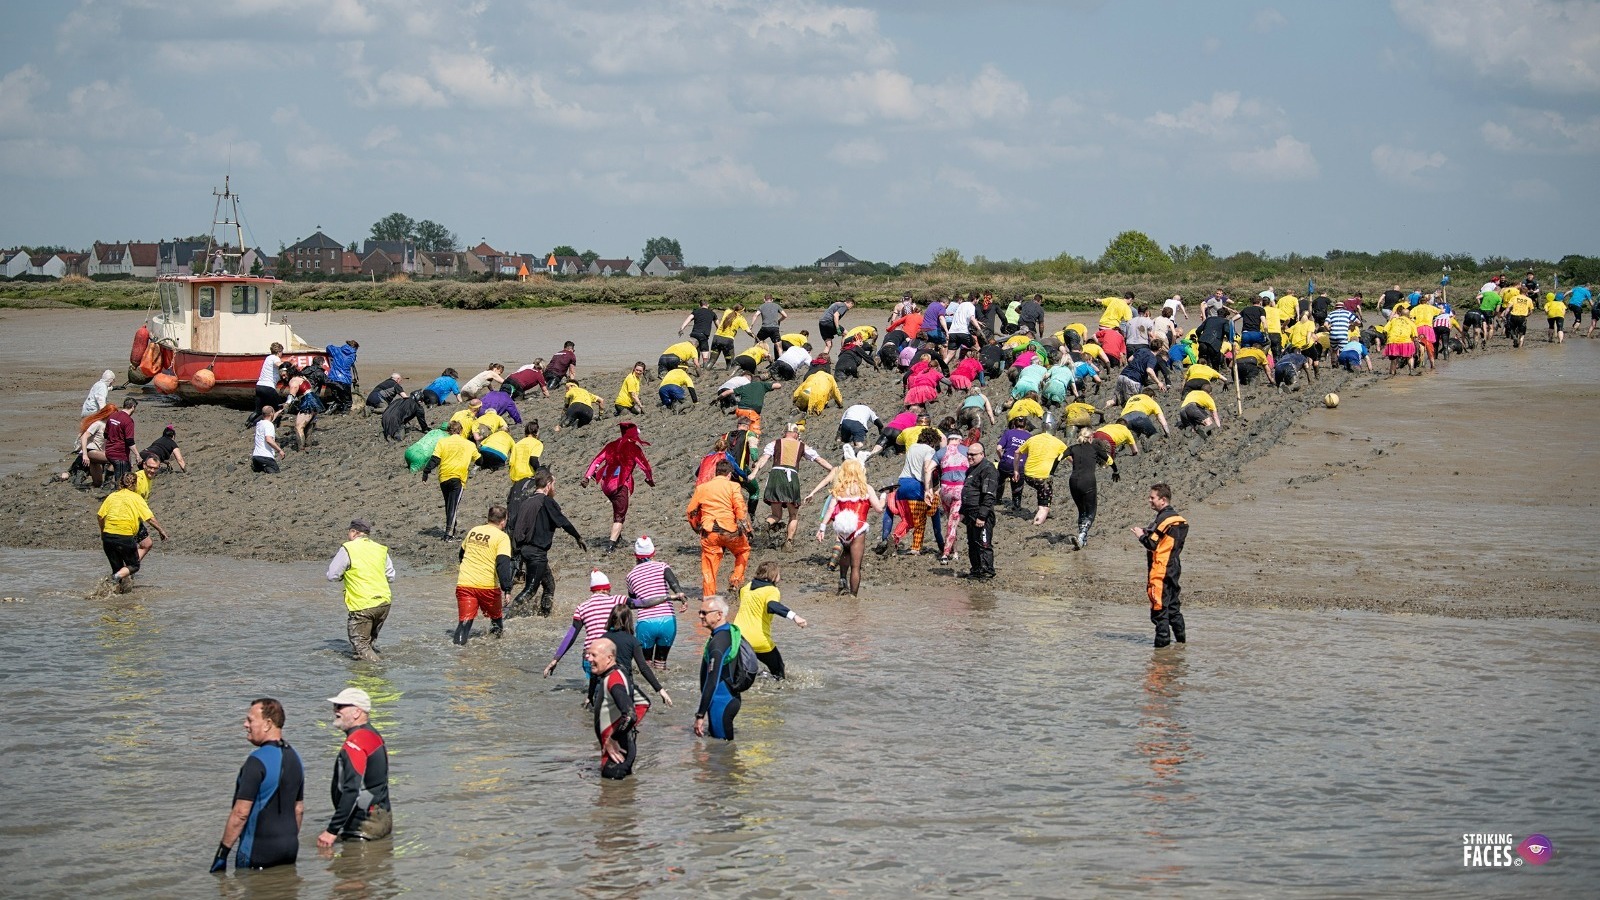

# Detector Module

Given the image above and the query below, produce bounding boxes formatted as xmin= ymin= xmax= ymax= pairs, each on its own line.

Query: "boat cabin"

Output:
xmin=153 ymin=275 xmax=313 ymax=353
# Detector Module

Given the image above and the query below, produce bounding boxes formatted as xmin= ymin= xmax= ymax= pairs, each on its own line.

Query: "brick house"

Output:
xmin=284 ymin=230 xmax=351 ymax=275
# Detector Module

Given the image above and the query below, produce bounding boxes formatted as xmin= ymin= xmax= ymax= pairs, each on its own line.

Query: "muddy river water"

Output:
xmin=0 ymin=306 xmax=1595 ymax=896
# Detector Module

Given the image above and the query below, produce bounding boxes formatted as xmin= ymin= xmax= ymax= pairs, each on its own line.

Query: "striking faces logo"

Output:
xmin=1462 ymin=833 xmax=1555 ymax=868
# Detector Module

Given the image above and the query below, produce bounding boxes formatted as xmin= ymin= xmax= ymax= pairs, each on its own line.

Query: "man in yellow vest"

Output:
xmin=326 ymin=518 xmax=395 ymax=662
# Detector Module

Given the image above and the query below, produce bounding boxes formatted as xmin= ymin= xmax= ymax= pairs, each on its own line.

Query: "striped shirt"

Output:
xmin=574 ymin=594 xmax=625 ymax=648
xmin=626 ymin=561 xmax=676 ymax=621
xmin=1327 ymin=309 xmax=1358 ymax=344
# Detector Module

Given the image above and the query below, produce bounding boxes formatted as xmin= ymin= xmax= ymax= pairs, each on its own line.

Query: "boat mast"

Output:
xmin=201 ymin=176 xmax=248 ymax=275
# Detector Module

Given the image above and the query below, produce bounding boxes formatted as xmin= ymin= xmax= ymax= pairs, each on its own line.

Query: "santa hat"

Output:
xmin=633 ymin=535 xmax=656 ymax=557
xmin=589 ymin=569 xmax=610 ymax=591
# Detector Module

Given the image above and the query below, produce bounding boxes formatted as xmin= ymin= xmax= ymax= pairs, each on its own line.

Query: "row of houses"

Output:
xmin=3 ymin=231 xmax=866 ymax=280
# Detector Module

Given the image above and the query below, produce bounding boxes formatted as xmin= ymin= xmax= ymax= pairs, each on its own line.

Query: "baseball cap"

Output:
xmin=349 ymin=518 xmax=372 ymax=533
xmin=634 ymin=535 xmax=655 ymax=557
xmin=590 ymin=569 xmax=610 ymax=591
xmin=327 ymin=687 xmax=372 ymax=711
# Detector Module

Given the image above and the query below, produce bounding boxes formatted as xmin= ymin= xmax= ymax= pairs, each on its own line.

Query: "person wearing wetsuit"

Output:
xmin=694 ymin=597 xmax=741 ymax=740
xmin=1133 ymin=483 xmax=1188 ymax=648
xmin=1065 ymin=430 xmax=1114 ymax=550
xmin=317 ymin=688 xmax=391 ymax=846
xmin=212 ymin=698 xmax=303 ymax=873
xmin=587 ymin=638 xmax=643 ymax=780
xmin=733 ymin=562 xmax=808 ymax=679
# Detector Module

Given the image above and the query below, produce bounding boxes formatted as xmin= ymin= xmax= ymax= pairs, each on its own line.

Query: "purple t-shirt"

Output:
xmin=997 ymin=427 xmax=1031 ymax=472
xmin=921 ymin=302 xmax=947 ymax=334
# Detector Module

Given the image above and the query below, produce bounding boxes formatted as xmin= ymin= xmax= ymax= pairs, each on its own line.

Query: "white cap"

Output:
xmin=633 ymin=535 xmax=655 ymax=557
xmin=589 ymin=569 xmax=610 ymax=590
xmin=327 ymin=687 xmax=372 ymax=712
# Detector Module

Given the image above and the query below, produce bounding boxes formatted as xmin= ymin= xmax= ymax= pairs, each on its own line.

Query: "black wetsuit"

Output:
xmin=696 ymin=624 xmax=740 ymax=740
xmin=328 ymin=724 xmax=390 ymax=840
xmin=1066 ymin=441 xmax=1110 ymax=542
xmin=381 ymin=396 xmax=428 ymax=441
xmin=232 ymin=740 xmax=304 ymax=870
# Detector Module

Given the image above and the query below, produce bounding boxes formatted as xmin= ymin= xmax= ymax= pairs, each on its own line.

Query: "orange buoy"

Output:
xmin=192 ymin=368 xmax=217 ymax=392
xmin=152 ymin=373 xmax=178 ymax=394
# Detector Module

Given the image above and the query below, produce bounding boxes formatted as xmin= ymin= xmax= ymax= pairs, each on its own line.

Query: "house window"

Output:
xmin=231 ymin=284 xmax=258 ymax=314
xmin=198 ymin=287 xmax=215 ymax=318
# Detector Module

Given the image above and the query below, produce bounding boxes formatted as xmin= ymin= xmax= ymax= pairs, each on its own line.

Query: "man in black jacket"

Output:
xmin=959 ymin=442 xmax=999 ymax=579
xmin=508 ymin=470 xmax=586 ymax=615
xmin=380 ymin=393 xmax=428 ymax=441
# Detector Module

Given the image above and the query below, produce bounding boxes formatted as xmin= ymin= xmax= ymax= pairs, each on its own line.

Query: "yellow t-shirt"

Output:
xmin=715 ymin=312 xmax=749 ymax=339
xmin=97 ymin=489 xmax=152 ymax=536
xmin=1004 ymin=334 xmax=1033 ymax=351
xmin=733 ymin=582 xmax=783 ymax=653
xmin=1386 ymin=317 xmax=1418 ymax=343
xmin=738 ymin=345 xmax=769 ymax=364
xmin=564 ymin=385 xmax=601 ymax=409
xmin=1235 ymin=347 xmax=1268 ymax=366
xmin=457 ymin=523 xmax=511 ymax=589
xmin=509 ymin=436 xmax=544 ymax=482
xmin=1506 ymin=294 xmax=1536 ymax=316
xmin=615 ymin=372 xmax=642 ymax=407
xmin=432 ymin=433 xmax=481 ymax=483
xmin=796 ymin=371 xmax=841 ymax=407
xmin=1097 ymin=297 xmax=1131 ymax=329
xmin=1185 ymin=363 xmax=1222 ymax=383
xmin=1411 ymin=303 xmax=1442 ymax=326
xmin=1064 ymin=401 xmax=1098 ymax=424
xmin=1121 ymin=395 xmax=1162 ymax=419
xmin=1276 ymin=295 xmax=1300 ymax=323
xmin=1018 ymin=432 xmax=1068 ymax=479
xmin=781 ymin=332 xmax=810 ymax=348
xmin=1262 ymin=305 xmax=1283 ymax=333
xmin=898 ymin=424 xmax=928 ymax=449
xmin=1095 ymin=422 xmax=1135 ymax=450
xmin=662 ymin=368 xmax=695 ymax=389
xmin=1287 ymin=320 xmax=1315 ymax=350
xmin=664 ymin=341 xmax=698 ymax=362
xmin=475 ymin=409 xmax=507 ymax=435
xmin=1081 ymin=343 xmax=1107 ymax=362
xmin=1545 ymin=298 xmax=1567 ymax=319
xmin=1065 ymin=322 xmax=1088 ymax=338
xmin=134 ymin=469 xmax=153 ymax=499
xmin=448 ymin=408 xmax=478 ymax=435
xmin=1183 ymin=390 xmax=1217 ymax=412
xmin=1007 ymin=397 xmax=1044 ymax=422
xmin=846 ymin=325 xmax=877 ymax=343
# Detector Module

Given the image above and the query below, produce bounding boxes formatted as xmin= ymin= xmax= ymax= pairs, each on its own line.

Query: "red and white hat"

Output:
xmin=589 ymin=569 xmax=610 ymax=591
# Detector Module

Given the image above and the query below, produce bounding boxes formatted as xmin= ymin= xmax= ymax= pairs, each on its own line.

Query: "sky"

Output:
xmin=0 ymin=0 xmax=1596 ymax=266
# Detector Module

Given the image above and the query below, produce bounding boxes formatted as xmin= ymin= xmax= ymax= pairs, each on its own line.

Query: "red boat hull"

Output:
xmin=172 ymin=349 xmax=328 ymax=405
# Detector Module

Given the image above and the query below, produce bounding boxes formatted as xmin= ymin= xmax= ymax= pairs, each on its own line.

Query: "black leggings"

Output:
xmin=101 ymin=533 xmax=140 ymax=576
xmin=756 ymin=647 xmax=786 ymax=680
xmin=254 ymin=385 xmax=283 ymax=415
xmin=1069 ymin=478 xmax=1097 ymax=533
xmin=440 ymin=478 xmax=463 ymax=535
xmin=513 ymin=549 xmax=555 ymax=614
xmin=600 ymin=728 xmax=637 ymax=781
xmin=561 ymin=403 xmax=595 ymax=428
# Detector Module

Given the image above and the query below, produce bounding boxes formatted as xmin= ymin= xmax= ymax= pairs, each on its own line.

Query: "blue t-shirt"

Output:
xmin=423 ymin=376 xmax=459 ymax=400
xmin=996 ymin=427 xmax=1030 ymax=471
xmin=1569 ymin=286 xmax=1592 ymax=307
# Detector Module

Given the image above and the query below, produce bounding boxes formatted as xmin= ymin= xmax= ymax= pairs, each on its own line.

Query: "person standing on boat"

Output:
xmin=324 ymin=340 xmax=359 ymax=414
xmin=325 ymin=519 xmax=394 ymax=662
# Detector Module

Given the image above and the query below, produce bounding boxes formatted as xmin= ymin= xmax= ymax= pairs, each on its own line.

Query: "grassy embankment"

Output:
xmin=0 ymin=271 xmax=1441 ymax=314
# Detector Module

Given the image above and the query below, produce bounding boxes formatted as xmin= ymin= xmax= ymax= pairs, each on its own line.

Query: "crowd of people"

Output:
xmin=64 ymin=276 xmax=1590 ymax=871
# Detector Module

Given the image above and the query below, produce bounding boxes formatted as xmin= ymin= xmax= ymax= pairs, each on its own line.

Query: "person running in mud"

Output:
xmin=584 ymin=421 xmax=655 ymax=554
xmin=452 ymin=505 xmax=514 ymax=645
xmin=544 ymin=341 xmax=578 ymax=389
xmin=687 ymin=459 xmax=753 ymax=597
xmin=380 ymin=392 xmax=428 ymax=442
xmin=710 ymin=305 xmax=756 ymax=370
xmin=142 ymin=424 xmax=187 ymax=473
xmin=1065 ymin=428 xmax=1113 ymax=550
xmin=420 ymin=420 xmax=479 ymax=540
xmin=97 ymin=470 xmax=167 ymax=593
xmin=1177 ymin=384 xmax=1224 ymax=432
xmin=1132 ymin=483 xmax=1188 ymax=648
xmin=659 ymin=365 xmax=698 ymax=412
xmin=813 ymin=458 xmax=886 ymax=596
xmin=251 ymin=405 xmax=283 ymax=474
xmin=754 ymin=294 xmax=788 ymax=357
xmin=659 ymin=339 xmax=703 ymax=378
xmin=508 ymin=470 xmax=587 ymax=616
xmin=678 ymin=297 xmax=718 ymax=368
xmin=818 ymin=297 xmax=854 ymax=357
xmin=555 ymin=380 xmax=603 ymax=431
xmin=749 ymin=422 xmax=834 ymax=547
xmin=733 ymin=561 xmax=808 ymax=679
xmin=1013 ymin=423 xmax=1069 ymax=526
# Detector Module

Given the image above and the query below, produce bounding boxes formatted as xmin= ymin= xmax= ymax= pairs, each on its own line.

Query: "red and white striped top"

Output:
xmin=573 ymin=593 xmax=625 ymax=647
xmin=626 ymin=561 xmax=676 ymax=621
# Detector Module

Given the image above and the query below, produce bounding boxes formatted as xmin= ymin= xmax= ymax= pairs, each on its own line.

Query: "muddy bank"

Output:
xmin=2 ymin=306 xmax=1594 ymax=621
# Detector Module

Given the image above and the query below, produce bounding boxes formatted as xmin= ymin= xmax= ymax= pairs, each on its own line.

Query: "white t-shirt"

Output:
xmin=841 ymin=404 xmax=878 ymax=427
xmin=1162 ymin=296 xmax=1184 ymax=316
xmin=778 ymin=346 xmax=811 ymax=373
xmin=257 ymin=354 xmax=282 ymax=388
xmin=461 ymin=370 xmax=499 ymax=395
xmin=82 ymin=380 xmax=109 ymax=416
xmin=758 ymin=438 xmax=821 ymax=467
xmin=945 ymin=301 xmax=977 ymax=335
xmin=1127 ymin=315 xmax=1155 ymax=346
xmin=718 ymin=375 xmax=751 ymax=394
xmin=253 ymin=420 xmax=276 ymax=458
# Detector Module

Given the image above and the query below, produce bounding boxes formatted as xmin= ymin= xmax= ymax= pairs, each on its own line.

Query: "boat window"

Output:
xmin=199 ymin=287 xmax=215 ymax=318
xmin=231 ymin=285 xmax=259 ymax=314
xmin=159 ymin=281 xmax=180 ymax=318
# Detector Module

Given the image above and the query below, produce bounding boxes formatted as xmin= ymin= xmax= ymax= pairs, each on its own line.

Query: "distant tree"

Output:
xmin=550 ymin=245 xmax=579 ymax=259
xmin=275 ymin=250 xmax=292 ymax=280
xmin=1558 ymin=254 xmax=1600 ymax=285
xmin=371 ymin=212 xmax=416 ymax=243
xmin=414 ymin=220 xmax=457 ymax=252
xmin=1099 ymin=231 xmax=1172 ymax=274
xmin=347 ymin=241 xmax=358 ymax=252
xmin=930 ymin=247 xmax=967 ymax=273
xmin=640 ymin=236 xmax=683 ymax=265
xmin=580 ymin=249 xmax=600 ymax=266
xmin=250 ymin=257 xmax=264 ymax=276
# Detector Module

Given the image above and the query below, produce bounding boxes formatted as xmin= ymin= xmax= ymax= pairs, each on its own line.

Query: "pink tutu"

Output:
xmin=904 ymin=384 xmax=939 ymax=406
xmin=950 ymin=373 xmax=974 ymax=390
xmin=1383 ymin=342 xmax=1415 ymax=358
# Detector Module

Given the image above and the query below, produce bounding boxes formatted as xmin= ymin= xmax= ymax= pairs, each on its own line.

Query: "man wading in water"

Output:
xmin=1131 ymin=482 xmax=1188 ymax=648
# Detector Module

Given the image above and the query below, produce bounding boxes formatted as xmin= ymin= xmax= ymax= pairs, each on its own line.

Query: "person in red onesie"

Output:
xmin=584 ymin=421 xmax=655 ymax=554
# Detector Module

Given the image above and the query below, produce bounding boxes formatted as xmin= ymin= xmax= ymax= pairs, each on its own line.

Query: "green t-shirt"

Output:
xmin=733 ymin=381 xmax=777 ymax=411
xmin=1478 ymin=291 xmax=1502 ymax=313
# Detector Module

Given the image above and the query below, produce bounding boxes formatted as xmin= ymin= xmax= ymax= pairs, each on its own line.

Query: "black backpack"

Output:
xmin=713 ymin=625 xmax=759 ymax=693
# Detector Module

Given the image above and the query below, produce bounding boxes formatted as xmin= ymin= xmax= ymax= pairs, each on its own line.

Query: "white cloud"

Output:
xmin=1480 ymin=108 xmax=1600 ymax=153
xmin=1146 ymin=91 xmax=1270 ymax=135
xmin=427 ymin=50 xmax=599 ymax=126
xmin=827 ymin=138 xmax=887 ymax=167
xmin=1371 ymin=144 xmax=1448 ymax=186
xmin=1251 ymin=8 xmax=1288 ymax=33
xmin=965 ymin=137 xmax=1101 ymax=170
xmin=287 ymin=142 xmax=354 ymax=170
xmin=0 ymin=66 xmax=47 ymax=136
xmin=935 ymin=165 xmax=1007 ymax=213
xmin=1393 ymin=0 xmax=1600 ymax=94
xmin=0 ymin=138 xmax=91 ymax=178
xmin=1227 ymin=135 xmax=1319 ymax=181
xmin=746 ymin=64 xmax=1028 ymax=128
xmin=362 ymin=125 xmax=401 ymax=150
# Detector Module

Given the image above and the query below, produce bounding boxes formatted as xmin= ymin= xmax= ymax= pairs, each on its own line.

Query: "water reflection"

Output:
xmin=1135 ymin=650 xmax=1196 ymax=885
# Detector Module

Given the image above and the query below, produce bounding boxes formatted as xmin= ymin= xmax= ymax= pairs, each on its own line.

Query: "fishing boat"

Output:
xmin=126 ymin=177 xmax=325 ymax=404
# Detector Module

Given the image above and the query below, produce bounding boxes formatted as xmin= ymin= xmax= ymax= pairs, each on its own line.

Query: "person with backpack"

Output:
xmin=694 ymin=595 xmax=756 ymax=740
xmin=732 ymin=561 xmax=808 ymax=680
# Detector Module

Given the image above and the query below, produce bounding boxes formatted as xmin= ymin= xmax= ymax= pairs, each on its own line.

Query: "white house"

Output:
xmin=29 ymin=253 xmax=67 ymax=278
xmin=589 ymin=258 xmax=639 ymax=277
xmin=642 ymin=254 xmax=686 ymax=277
xmin=1 ymin=249 xmax=30 ymax=278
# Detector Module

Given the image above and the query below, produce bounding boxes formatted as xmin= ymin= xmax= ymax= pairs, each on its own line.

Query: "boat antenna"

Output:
xmin=201 ymin=175 xmax=248 ymax=275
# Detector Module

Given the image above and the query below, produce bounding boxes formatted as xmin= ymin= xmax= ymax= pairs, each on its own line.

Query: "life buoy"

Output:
xmin=138 ymin=341 xmax=173 ymax=379
xmin=130 ymin=324 xmax=151 ymax=367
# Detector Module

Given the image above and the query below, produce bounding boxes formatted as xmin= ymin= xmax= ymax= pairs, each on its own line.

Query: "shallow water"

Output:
xmin=0 ymin=548 xmax=1594 ymax=897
